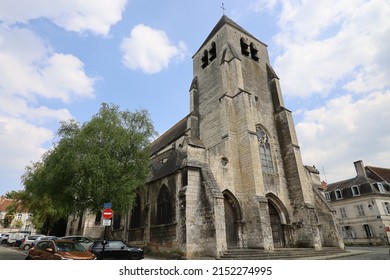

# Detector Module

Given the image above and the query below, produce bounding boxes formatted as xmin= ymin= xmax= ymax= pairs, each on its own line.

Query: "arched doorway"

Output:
xmin=223 ymin=192 xmax=241 ymax=248
xmin=268 ymin=201 xmax=285 ymax=248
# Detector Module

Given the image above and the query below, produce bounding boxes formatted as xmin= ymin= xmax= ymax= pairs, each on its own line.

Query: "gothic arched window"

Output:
xmin=256 ymin=126 xmax=274 ymax=174
xmin=250 ymin=43 xmax=259 ymax=61
xmin=157 ymin=185 xmax=172 ymax=225
xmin=240 ymin=38 xmax=249 ymax=56
xmin=113 ymin=212 xmax=121 ymax=230
xmin=130 ymin=194 xmax=141 ymax=229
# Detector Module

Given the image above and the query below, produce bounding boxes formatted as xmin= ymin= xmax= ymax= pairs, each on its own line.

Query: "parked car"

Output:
xmin=7 ymin=232 xmax=28 ymax=245
xmin=25 ymin=239 xmax=96 ymax=260
xmin=0 ymin=233 xmax=10 ymax=244
xmin=20 ymin=234 xmax=46 ymax=250
xmin=30 ymin=236 xmax=58 ymax=248
xmin=89 ymin=240 xmax=144 ymax=260
xmin=13 ymin=237 xmax=25 ymax=247
xmin=59 ymin=235 xmax=94 ymax=250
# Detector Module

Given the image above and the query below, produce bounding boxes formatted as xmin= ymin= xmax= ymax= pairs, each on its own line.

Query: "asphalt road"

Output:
xmin=334 ymin=246 xmax=390 ymax=260
xmin=0 ymin=244 xmax=28 ymax=260
xmin=1 ymin=243 xmax=389 ymax=260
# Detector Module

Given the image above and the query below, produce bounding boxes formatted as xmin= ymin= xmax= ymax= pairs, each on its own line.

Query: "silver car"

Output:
xmin=20 ymin=234 xmax=46 ymax=250
xmin=59 ymin=235 xmax=94 ymax=250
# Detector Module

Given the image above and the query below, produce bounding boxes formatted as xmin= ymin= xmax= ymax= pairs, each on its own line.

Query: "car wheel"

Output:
xmin=23 ymin=244 xmax=31 ymax=250
xmin=129 ymin=253 xmax=139 ymax=260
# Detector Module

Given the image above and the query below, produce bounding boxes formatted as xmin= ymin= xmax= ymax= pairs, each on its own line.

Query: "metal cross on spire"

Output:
xmin=221 ymin=2 xmax=226 ymax=15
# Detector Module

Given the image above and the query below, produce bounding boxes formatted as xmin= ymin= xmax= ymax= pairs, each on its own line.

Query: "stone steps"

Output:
xmin=218 ymin=247 xmax=348 ymax=260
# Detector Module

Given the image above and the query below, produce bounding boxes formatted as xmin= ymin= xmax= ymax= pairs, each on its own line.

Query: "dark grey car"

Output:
xmin=89 ymin=240 xmax=144 ymax=260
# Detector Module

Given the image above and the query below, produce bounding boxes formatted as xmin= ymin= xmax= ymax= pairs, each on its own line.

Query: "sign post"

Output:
xmin=102 ymin=203 xmax=113 ymax=260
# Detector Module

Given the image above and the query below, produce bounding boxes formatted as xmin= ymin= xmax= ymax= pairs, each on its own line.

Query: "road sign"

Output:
xmin=102 ymin=208 xmax=113 ymax=220
xmin=102 ymin=219 xmax=111 ymax=226
xmin=103 ymin=202 xmax=112 ymax=209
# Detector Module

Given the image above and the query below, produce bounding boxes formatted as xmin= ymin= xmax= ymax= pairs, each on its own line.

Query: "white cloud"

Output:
xmin=0 ymin=117 xmax=53 ymax=171
xmin=259 ymin=0 xmax=390 ymax=182
xmin=0 ymin=26 xmax=95 ymax=103
xmin=272 ymin=0 xmax=390 ymax=97
xmin=0 ymin=25 xmax=94 ymax=189
xmin=296 ymin=90 xmax=390 ymax=182
xmin=120 ymin=24 xmax=188 ymax=74
xmin=0 ymin=0 xmax=127 ymax=35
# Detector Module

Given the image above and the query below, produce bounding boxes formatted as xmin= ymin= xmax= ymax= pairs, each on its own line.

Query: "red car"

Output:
xmin=25 ymin=239 xmax=96 ymax=260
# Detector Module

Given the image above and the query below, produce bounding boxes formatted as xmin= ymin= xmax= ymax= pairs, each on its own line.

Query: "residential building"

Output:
xmin=0 ymin=196 xmax=35 ymax=234
xmin=325 ymin=160 xmax=390 ymax=245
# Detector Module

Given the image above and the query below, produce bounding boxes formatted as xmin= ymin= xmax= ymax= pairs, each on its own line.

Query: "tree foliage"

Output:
xmin=22 ymin=103 xmax=156 ymax=223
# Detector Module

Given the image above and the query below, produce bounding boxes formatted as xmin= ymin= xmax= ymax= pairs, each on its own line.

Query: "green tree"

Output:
xmin=22 ymin=103 xmax=156 ymax=225
xmin=3 ymin=204 xmax=16 ymax=228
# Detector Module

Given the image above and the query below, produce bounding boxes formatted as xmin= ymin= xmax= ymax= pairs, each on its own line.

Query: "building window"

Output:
xmin=335 ymin=189 xmax=343 ymax=200
xmin=157 ymin=185 xmax=172 ymax=225
xmin=240 ymin=38 xmax=249 ymax=56
xmin=130 ymin=194 xmax=141 ymax=229
xmin=351 ymin=185 xmax=360 ymax=196
xmin=201 ymin=42 xmax=217 ymax=69
xmin=325 ymin=192 xmax=331 ymax=201
xmin=342 ymin=226 xmax=355 ymax=238
xmin=339 ymin=207 xmax=347 ymax=219
xmin=201 ymin=50 xmax=209 ymax=69
xmin=376 ymin=182 xmax=386 ymax=193
xmin=113 ymin=212 xmax=121 ymax=230
xmin=256 ymin=126 xmax=274 ymax=174
xmin=363 ymin=224 xmax=373 ymax=237
xmin=357 ymin=205 xmax=365 ymax=216
xmin=250 ymin=43 xmax=259 ymax=61
xmin=209 ymin=42 xmax=216 ymax=61
xmin=383 ymin=202 xmax=390 ymax=215
xmin=17 ymin=213 xmax=22 ymax=220
xmin=94 ymin=211 xmax=102 ymax=225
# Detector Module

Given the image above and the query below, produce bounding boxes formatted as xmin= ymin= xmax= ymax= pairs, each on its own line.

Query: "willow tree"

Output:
xmin=22 ymin=103 xmax=156 ymax=220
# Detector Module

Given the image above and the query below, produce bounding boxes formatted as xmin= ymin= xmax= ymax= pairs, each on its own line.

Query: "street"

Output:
xmin=1 ymin=243 xmax=390 ymax=260
xmin=334 ymin=246 xmax=390 ymax=260
xmin=0 ymin=244 xmax=28 ymax=260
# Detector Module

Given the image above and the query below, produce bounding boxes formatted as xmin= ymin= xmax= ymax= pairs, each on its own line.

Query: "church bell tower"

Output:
xmin=188 ymin=15 xmax=334 ymax=250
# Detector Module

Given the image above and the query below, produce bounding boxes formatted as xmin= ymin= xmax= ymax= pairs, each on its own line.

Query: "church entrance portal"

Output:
xmin=268 ymin=202 xmax=284 ymax=248
xmin=223 ymin=193 xmax=239 ymax=248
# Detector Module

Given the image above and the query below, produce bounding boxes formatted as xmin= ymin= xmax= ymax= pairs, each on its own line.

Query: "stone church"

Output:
xmin=126 ymin=15 xmax=344 ymax=258
xmin=67 ymin=16 xmax=344 ymax=259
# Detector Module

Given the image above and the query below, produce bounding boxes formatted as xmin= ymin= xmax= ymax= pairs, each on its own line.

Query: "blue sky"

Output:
xmin=1 ymin=0 xmax=390 ymax=195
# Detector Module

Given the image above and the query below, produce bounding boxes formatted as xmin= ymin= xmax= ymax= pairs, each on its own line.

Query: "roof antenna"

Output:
xmin=322 ymin=166 xmax=328 ymax=183
xmin=221 ymin=2 xmax=226 ymax=15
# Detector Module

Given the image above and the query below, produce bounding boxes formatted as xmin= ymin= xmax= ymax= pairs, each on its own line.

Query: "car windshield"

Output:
xmin=55 ymin=242 xmax=86 ymax=252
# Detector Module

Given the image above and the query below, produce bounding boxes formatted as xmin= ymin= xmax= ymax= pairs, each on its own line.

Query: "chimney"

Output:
xmin=353 ymin=160 xmax=366 ymax=177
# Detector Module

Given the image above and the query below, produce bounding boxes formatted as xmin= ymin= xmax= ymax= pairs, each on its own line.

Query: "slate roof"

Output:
xmin=366 ymin=165 xmax=390 ymax=183
xmin=324 ymin=163 xmax=390 ymax=202
xmin=148 ymin=148 xmax=187 ymax=183
xmin=149 ymin=116 xmax=189 ymax=156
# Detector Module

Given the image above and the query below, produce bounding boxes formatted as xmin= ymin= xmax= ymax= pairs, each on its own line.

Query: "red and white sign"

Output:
xmin=102 ymin=208 xmax=113 ymax=220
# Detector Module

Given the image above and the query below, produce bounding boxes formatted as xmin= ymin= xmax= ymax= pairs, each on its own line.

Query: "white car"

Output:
xmin=0 ymin=233 xmax=10 ymax=244
xmin=7 ymin=232 xmax=28 ymax=245
xmin=20 ymin=234 xmax=46 ymax=250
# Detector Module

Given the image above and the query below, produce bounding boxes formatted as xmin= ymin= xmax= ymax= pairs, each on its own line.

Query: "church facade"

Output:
xmin=126 ymin=16 xmax=344 ymax=258
xmin=66 ymin=16 xmax=344 ymax=259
